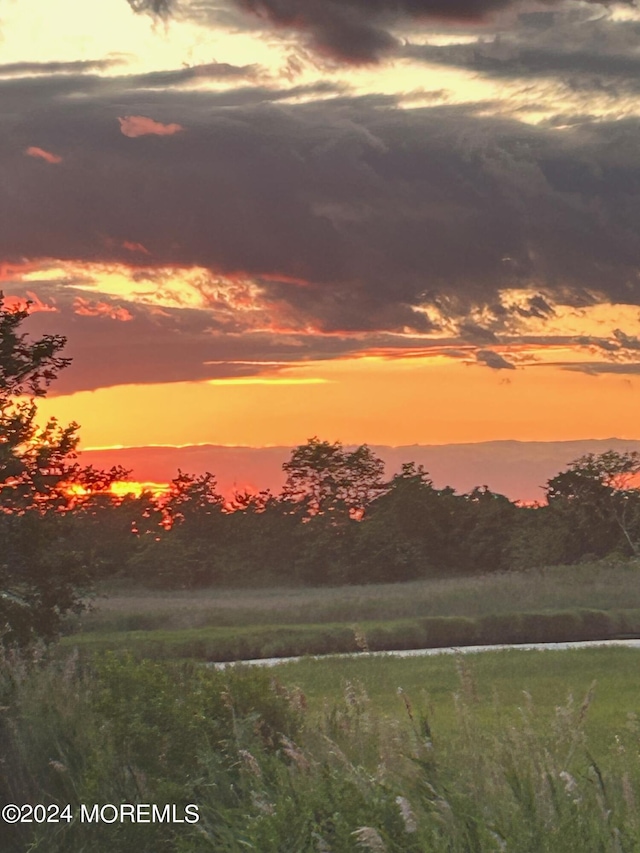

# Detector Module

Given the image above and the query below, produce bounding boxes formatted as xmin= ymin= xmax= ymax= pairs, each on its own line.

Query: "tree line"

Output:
xmin=2 ymin=295 xmax=640 ymax=645
xmin=83 ymin=441 xmax=640 ymax=589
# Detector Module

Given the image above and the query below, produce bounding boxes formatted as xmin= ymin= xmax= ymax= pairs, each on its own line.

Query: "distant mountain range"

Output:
xmin=79 ymin=438 xmax=640 ymax=502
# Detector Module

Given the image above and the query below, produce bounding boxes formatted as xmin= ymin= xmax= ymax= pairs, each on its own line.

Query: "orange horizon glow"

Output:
xmin=65 ymin=480 xmax=170 ymax=500
xmin=34 ymin=354 xmax=640 ymax=451
xmin=7 ymin=259 xmax=640 ymax=454
xmin=65 ymin=478 xmax=271 ymax=511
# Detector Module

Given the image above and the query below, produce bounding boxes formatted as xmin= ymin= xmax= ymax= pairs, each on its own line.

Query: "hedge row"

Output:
xmin=63 ymin=607 xmax=640 ymax=663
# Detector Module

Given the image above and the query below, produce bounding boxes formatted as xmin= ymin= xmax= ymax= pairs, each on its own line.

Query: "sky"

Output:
xmin=3 ymin=0 xmax=640 ymax=491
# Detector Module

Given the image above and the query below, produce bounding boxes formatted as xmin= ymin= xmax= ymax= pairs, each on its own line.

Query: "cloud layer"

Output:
xmin=405 ymin=5 xmax=640 ymax=93
xmin=2 ymin=0 xmax=640 ymax=393
xmin=4 ymin=72 xmax=640 ymax=329
xmin=149 ymin=0 xmax=634 ymax=63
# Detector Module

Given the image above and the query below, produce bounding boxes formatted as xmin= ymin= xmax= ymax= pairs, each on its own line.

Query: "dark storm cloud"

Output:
xmin=0 ymin=61 xmax=312 ymax=110
xmin=559 ymin=361 xmax=640 ymax=375
xmin=476 ymin=349 xmax=517 ymax=369
xmin=129 ymin=0 xmax=172 ymax=13
xmin=0 ymin=69 xmax=340 ymax=114
xmin=6 ymin=283 xmax=635 ymax=392
xmin=457 ymin=323 xmax=499 ymax=344
xmin=124 ymin=62 xmax=261 ymax=88
xmin=10 ymin=285 xmax=311 ymax=392
xmin=140 ymin=0 xmax=632 ymax=64
xmin=409 ymin=44 xmax=640 ymax=83
xmin=613 ymin=329 xmax=640 ymax=349
xmin=511 ymin=294 xmax=555 ymax=319
xmin=0 ymin=59 xmax=122 ymax=76
xmin=405 ymin=7 xmax=640 ymax=90
xmin=10 ymin=281 xmax=453 ymax=392
xmin=575 ymin=335 xmax=621 ymax=352
xmin=4 ymin=71 xmax=640 ymax=339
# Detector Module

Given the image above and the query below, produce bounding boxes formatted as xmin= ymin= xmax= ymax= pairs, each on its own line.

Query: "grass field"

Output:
xmin=12 ymin=561 xmax=640 ymax=850
xmin=76 ymin=559 xmax=640 ymax=634
xmin=59 ymin=609 xmax=640 ymax=661
xmin=6 ymin=645 xmax=640 ymax=851
xmin=61 ymin=559 xmax=640 ymax=662
xmin=273 ymin=645 xmax=640 ymax=747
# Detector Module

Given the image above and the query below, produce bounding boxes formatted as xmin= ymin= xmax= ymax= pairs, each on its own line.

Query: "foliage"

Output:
xmin=282 ymin=436 xmax=387 ymax=519
xmin=4 ymin=291 xmax=640 ymax=603
xmin=71 ymin=559 xmax=640 ymax=637
xmin=4 ymin=649 xmax=640 ymax=851
xmin=0 ymin=652 xmax=302 ymax=853
xmin=348 ymin=464 xmax=519 ymax=582
xmin=62 ymin=605 xmax=640 ymax=663
xmin=0 ymin=295 xmax=76 ymax=512
xmin=545 ymin=451 xmax=640 ymax=560
xmin=0 ymin=294 xmax=128 ymax=646
xmin=59 ymin=445 xmax=640 ymax=590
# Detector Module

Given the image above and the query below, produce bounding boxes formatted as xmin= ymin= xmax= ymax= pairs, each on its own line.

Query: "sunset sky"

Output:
xmin=3 ymin=0 xmax=640 ymax=491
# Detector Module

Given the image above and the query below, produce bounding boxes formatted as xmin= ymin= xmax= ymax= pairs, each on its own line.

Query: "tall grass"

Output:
xmin=61 ymin=607 xmax=640 ymax=662
xmin=74 ymin=559 xmax=640 ymax=635
xmin=3 ymin=647 xmax=640 ymax=851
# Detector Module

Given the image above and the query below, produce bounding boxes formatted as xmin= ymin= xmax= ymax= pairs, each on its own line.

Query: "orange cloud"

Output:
xmin=259 ymin=272 xmax=311 ymax=287
xmin=73 ymin=297 xmax=133 ymax=322
xmin=123 ymin=240 xmax=151 ymax=255
xmin=0 ymin=261 xmax=43 ymax=282
xmin=2 ymin=291 xmax=58 ymax=313
xmin=118 ymin=115 xmax=184 ymax=138
xmin=24 ymin=146 xmax=62 ymax=164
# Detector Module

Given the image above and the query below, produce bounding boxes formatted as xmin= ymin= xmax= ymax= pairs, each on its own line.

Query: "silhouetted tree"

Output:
xmin=130 ymin=471 xmax=232 ymax=587
xmin=224 ymin=490 xmax=304 ymax=584
xmin=282 ymin=437 xmax=386 ymax=520
xmin=456 ymin=486 xmax=518 ymax=573
xmin=349 ymin=466 xmax=518 ymax=581
xmin=349 ymin=463 xmax=455 ymax=581
xmin=0 ymin=295 xmax=125 ymax=644
xmin=545 ymin=451 xmax=640 ymax=559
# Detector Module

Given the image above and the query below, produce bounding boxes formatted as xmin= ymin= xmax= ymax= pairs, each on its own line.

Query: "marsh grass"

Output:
xmin=73 ymin=559 xmax=640 ymax=635
xmin=3 ymin=647 xmax=640 ymax=852
xmin=274 ymin=646 xmax=640 ymax=741
xmin=60 ymin=607 xmax=640 ymax=662
xmin=58 ymin=559 xmax=640 ymax=662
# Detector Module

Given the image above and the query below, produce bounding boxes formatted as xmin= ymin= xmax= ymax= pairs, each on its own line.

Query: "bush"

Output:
xmin=0 ymin=652 xmax=303 ymax=853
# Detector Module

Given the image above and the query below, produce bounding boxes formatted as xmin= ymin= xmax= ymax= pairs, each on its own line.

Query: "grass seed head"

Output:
xmin=395 ymin=795 xmax=417 ymax=833
xmin=352 ymin=826 xmax=387 ymax=852
xmin=238 ymin=749 xmax=262 ymax=778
